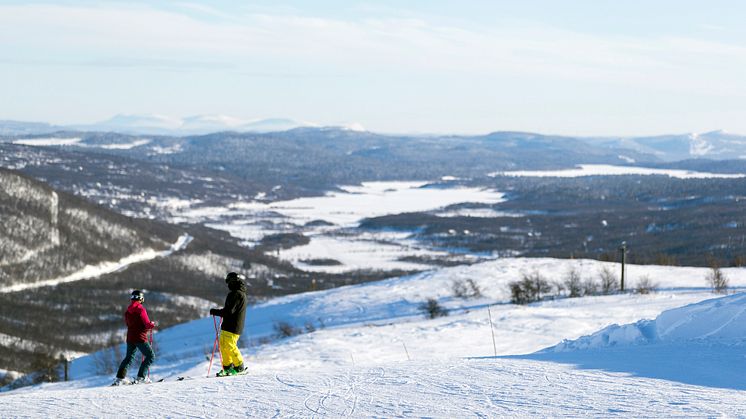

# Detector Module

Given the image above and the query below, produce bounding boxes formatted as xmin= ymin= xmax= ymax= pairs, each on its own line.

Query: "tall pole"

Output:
xmin=487 ymin=305 xmax=497 ymax=357
xmin=62 ymin=356 xmax=68 ymax=381
xmin=619 ymin=241 xmax=627 ymax=292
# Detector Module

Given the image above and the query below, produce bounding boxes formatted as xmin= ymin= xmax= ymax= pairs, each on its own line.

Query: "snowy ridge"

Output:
xmin=0 ymin=234 xmax=192 ymax=293
xmin=546 ymin=292 xmax=746 ymax=352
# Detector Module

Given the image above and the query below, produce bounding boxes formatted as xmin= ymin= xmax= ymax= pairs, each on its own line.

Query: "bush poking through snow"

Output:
xmin=706 ymin=264 xmax=729 ymax=294
xmin=274 ymin=322 xmax=302 ymax=338
xmin=509 ymin=271 xmax=552 ymax=304
xmin=599 ymin=266 xmax=620 ymax=295
xmin=420 ymin=298 xmax=448 ymax=319
xmin=451 ymin=278 xmax=482 ymax=299
xmin=91 ymin=332 xmax=123 ymax=376
xmin=635 ymin=275 xmax=658 ymax=294
xmin=582 ymin=278 xmax=600 ymax=296
xmin=563 ymin=267 xmax=583 ymax=298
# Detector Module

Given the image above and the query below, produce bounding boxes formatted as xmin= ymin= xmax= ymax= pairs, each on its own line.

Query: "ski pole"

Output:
xmin=207 ymin=316 xmax=223 ymax=377
xmin=148 ymin=329 xmax=154 ymax=379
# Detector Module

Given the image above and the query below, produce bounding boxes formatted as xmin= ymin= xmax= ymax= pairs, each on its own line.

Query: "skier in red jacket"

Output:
xmin=113 ymin=290 xmax=156 ymax=385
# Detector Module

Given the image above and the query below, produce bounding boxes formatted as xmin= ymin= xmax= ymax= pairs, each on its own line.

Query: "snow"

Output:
xmin=434 ymin=208 xmax=524 ymax=218
xmin=490 ymin=164 xmax=746 ymax=179
xmin=341 ymin=121 xmax=366 ymax=132
xmin=4 ymin=258 xmax=746 ymax=416
xmin=278 ymin=235 xmax=445 ymax=273
xmin=0 ymin=234 xmax=193 ymax=293
xmin=168 ymin=181 xmax=504 ymax=272
xmin=149 ymin=144 xmax=183 ymax=155
xmin=549 ymin=292 xmax=746 ymax=352
xmin=12 ymin=137 xmax=81 ymax=146
xmin=222 ymin=181 xmax=505 ymax=227
xmin=689 ymin=132 xmax=715 ymax=156
xmin=98 ymin=139 xmax=151 ymax=150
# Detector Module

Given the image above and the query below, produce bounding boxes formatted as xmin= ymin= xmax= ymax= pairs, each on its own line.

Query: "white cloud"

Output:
xmin=2 ymin=2 xmax=745 ymax=96
xmin=1 ymin=3 xmax=746 ymax=134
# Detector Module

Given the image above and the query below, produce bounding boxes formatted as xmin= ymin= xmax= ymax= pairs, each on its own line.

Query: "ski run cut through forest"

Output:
xmin=3 ymin=257 xmax=746 ymax=417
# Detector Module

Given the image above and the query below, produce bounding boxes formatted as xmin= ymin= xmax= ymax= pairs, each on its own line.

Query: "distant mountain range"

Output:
xmin=71 ymin=114 xmax=321 ymax=135
xmin=0 ymin=114 xmax=365 ymax=136
xmin=591 ymin=130 xmax=746 ymax=162
xmin=1 ymin=117 xmax=744 ymax=161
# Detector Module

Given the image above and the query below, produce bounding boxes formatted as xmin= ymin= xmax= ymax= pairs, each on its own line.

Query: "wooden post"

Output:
xmin=60 ymin=355 xmax=68 ymax=381
xmin=402 ymin=341 xmax=411 ymax=361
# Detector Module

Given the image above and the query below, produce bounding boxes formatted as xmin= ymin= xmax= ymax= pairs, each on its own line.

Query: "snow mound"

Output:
xmin=547 ymin=292 xmax=746 ymax=352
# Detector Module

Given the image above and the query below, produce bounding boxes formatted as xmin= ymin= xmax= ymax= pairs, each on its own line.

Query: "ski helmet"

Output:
xmin=225 ymin=272 xmax=246 ymax=283
xmin=130 ymin=289 xmax=145 ymax=302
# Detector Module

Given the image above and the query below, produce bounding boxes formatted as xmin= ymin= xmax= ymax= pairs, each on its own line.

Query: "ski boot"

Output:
xmin=216 ymin=364 xmax=235 ymax=377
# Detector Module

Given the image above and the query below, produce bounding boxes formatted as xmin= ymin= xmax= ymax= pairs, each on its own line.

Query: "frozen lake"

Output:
xmin=168 ymin=181 xmax=505 ymax=273
xmin=490 ymin=164 xmax=746 ymax=179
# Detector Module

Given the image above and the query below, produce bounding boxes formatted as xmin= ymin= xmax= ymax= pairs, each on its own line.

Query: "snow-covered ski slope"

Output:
xmin=3 ymin=258 xmax=746 ymax=417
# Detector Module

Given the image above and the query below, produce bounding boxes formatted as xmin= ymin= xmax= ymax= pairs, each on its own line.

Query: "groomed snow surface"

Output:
xmin=3 ymin=258 xmax=746 ymax=417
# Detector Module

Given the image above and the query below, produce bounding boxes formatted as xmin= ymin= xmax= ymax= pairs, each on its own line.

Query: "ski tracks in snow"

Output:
xmin=3 ymin=358 xmax=746 ymax=417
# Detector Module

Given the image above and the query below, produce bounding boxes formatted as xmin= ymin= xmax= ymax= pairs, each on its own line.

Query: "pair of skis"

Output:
xmin=110 ymin=378 xmax=164 ymax=386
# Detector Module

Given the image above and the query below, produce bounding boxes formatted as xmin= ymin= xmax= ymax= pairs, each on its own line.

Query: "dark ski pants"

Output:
xmin=116 ymin=342 xmax=155 ymax=379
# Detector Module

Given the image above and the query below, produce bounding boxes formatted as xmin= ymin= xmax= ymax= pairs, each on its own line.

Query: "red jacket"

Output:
xmin=124 ymin=301 xmax=155 ymax=343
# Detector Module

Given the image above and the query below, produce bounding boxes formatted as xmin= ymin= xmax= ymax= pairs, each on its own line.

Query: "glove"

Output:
xmin=209 ymin=308 xmax=220 ymax=316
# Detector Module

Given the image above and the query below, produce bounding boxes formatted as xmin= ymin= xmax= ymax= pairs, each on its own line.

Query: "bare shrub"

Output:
xmin=419 ymin=298 xmax=449 ymax=319
xmin=635 ymin=276 xmax=658 ymax=294
xmin=509 ymin=280 xmax=532 ymax=305
xmin=599 ymin=266 xmax=620 ymax=295
xmin=32 ymin=352 xmax=61 ymax=384
xmin=274 ymin=322 xmax=302 ymax=338
xmin=564 ymin=267 xmax=583 ymax=298
xmin=92 ymin=332 xmax=122 ymax=375
xmin=452 ymin=278 xmax=482 ymax=299
xmin=582 ymin=278 xmax=599 ymax=296
xmin=509 ymin=271 xmax=552 ymax=305
xmin=706 ymin=265 xmax=729 ymax=294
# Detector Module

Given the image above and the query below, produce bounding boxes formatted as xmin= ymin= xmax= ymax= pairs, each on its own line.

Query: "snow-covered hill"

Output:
xmin=596 ymin=130 xmax=746 ymax=161
xmin=2 ymin=258 xmax=746 ymax=417
xmin=70 ymin=114 xmax=315 ymax=135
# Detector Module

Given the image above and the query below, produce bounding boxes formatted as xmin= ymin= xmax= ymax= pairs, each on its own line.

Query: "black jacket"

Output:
xmin=213 ymin=279 xmax=247 ymax=335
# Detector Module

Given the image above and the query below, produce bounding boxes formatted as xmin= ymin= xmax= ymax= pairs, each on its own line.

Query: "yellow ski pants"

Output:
xmin=219 ymin=330 xmax=244 ymax=368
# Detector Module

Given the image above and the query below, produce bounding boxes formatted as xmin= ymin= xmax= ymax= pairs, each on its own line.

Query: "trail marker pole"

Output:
xmin=402 ymin=341 xmax=411 ymax=361
xmin=487 ymin=305 xmax=497 ymax=357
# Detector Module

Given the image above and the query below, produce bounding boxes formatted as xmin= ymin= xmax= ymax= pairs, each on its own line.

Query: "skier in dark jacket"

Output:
xmin=113 ymin=290 xmax=156 ymax=385
xmin=210 ymin=272 xmax=248 ymax=376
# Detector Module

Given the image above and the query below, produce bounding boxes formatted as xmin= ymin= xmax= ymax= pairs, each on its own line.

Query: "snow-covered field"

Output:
xmin=169 ymin=181 xmax=504 ymax=272
xmin=491 ymin=164 xmax=746 ymax=179
xmin=3 ymin=258 xmax=746 ymax=417
xmin=11 ymin=137 xmax=82 ymax=146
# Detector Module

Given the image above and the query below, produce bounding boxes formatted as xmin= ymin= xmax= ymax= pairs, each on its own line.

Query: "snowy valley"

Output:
xmin=3 ymin=127 xmax=746 ymax=417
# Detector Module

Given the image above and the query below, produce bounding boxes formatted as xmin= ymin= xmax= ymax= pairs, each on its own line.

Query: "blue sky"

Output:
xmin=1 ymin=0 xmax=745 ymax=135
